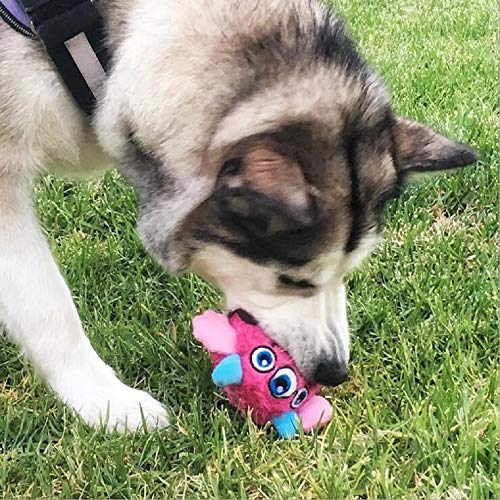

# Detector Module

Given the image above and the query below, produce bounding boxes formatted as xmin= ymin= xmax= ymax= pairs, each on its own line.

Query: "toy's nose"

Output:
xmin=313 ymin=359 xmax=349 ymax=387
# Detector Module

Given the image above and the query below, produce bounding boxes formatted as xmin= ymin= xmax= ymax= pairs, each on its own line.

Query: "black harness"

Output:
xmin=1 ymin=0 xmax=109 ymax=115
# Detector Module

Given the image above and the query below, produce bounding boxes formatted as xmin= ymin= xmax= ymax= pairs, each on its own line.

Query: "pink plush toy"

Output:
xmin=192 ymin=309 xmax=332 ymax=439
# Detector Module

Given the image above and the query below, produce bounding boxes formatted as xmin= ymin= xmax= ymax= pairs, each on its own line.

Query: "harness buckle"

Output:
xmin=19 ymin=0 xmax=101 ymax=46
xmin=15 ymin=0 xmax=109 ymax=115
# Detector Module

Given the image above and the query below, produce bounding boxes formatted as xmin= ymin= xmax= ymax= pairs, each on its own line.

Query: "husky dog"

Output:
xmin=0 ymin=0 xmax=476 ymax=431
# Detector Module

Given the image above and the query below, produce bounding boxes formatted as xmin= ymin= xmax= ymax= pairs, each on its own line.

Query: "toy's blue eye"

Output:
xmin=269 ymin=367 xmax=297 ymax=398
xmin=291 ymin=388 xmax=309 ymax=408
xmin=251 ymin=347 xmax=276 ymax=372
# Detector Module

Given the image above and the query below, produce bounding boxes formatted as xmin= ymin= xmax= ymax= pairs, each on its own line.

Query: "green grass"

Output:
xmin=1 ymin=0 xmax=498 ymax=497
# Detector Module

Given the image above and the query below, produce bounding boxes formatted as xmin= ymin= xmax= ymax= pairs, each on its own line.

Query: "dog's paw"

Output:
xmin=50 ymin=360 xmax=169 ymax=432
xmin=77 ymin=384 xmax=169 ymax=433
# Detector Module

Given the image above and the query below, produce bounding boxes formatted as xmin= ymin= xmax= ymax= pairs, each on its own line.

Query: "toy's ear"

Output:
xmin=212 ymin=354 xmax=243 ymax=387
xmin=192 ymin=310 xmax=237 ymax=354
xmin=271 ymin=411 xmax=299 ymax=439
xmin=296 ymin=395 xmax=333 ymax=432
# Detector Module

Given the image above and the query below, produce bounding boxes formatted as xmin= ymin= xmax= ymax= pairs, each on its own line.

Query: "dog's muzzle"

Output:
xmin=313 ymin=358 xmax=349 ymax=387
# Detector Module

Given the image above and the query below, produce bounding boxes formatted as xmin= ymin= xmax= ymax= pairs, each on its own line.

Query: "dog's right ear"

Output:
xmin=215 ymin=137 xmax=319 ymax=238
xmin=393 ymin=117 xmax=478 ymax=177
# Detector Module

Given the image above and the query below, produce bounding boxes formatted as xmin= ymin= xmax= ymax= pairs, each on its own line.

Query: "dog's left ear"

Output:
xmin=215 ymin=137 xmax=318 ymax=237
xmin=393 ymin=117 xmax=478 ymax=176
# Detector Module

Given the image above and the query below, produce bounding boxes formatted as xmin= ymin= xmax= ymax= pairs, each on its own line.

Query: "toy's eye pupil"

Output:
xmin=274 ymin=376 xmax=290 ymax=394
xmin=258 ymin=352 xmax=272 ymax=367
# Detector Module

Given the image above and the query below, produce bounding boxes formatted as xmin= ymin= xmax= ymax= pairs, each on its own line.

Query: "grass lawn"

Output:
xmin=1 ymin=0 xmax=498 ymax=497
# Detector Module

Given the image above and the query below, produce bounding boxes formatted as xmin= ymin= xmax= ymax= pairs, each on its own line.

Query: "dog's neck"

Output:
xmin=99 ymin=0 xmax=138 ymax=51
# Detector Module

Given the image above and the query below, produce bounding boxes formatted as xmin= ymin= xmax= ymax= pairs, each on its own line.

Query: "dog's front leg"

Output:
xmin=0 ymin=176 xmax=168 ymax=432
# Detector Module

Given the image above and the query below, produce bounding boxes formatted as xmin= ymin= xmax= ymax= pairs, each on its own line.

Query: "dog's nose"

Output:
xmin=313 ymin=359 xmax=349 ymax=387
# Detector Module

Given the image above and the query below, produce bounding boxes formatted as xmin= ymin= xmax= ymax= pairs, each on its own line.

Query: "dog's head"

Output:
xmin=98 ymin=1 xmax=477 ymax=384
xmin=183 ymin=101 xmax=476 ymax=385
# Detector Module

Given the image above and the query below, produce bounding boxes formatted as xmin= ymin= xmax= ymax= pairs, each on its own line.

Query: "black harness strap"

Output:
xmin=16 ymin=0 xmax=109 ymax=114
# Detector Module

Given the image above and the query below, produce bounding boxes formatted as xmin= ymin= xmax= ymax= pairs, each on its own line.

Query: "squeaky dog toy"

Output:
xmin=193 ymin=310 xmax=333 ymax=438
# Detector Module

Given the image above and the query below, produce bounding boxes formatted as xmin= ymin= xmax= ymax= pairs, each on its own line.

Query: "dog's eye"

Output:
xmin=220 ymin=157 xmax=243 ymax=177
xmin=251 ymin=347 xmax=276 ymax=372
xmin=291 ymin=387 xmax=309 ymax=408
xmin=278 ymin=274 xmax=316 ymax=290
xmin=269 ymin=367 xmax=297 ymax=398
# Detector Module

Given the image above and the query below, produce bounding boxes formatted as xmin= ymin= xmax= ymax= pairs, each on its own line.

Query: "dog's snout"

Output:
xmin=313 ymin=359 xmax=349 ymax=387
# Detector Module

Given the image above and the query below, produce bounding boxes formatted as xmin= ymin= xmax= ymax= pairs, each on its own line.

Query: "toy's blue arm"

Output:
xmin=212 ymin=354 xmax=243 ymax=387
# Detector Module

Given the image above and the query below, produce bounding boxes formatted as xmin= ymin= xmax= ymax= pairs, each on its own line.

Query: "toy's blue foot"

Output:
xmin=272 ymin=411 xmax=299 ymax=439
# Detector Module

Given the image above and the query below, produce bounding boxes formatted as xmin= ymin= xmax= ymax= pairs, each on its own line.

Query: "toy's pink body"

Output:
xmin=193 ymin=310 xmax=332 ymax=437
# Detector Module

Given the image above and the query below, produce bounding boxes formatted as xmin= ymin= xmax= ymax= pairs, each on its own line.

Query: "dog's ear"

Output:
xmin=393 ymin=117 xmax=478 ymax=176
xmin=216 ymin=137 xmax=319 ymax=237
